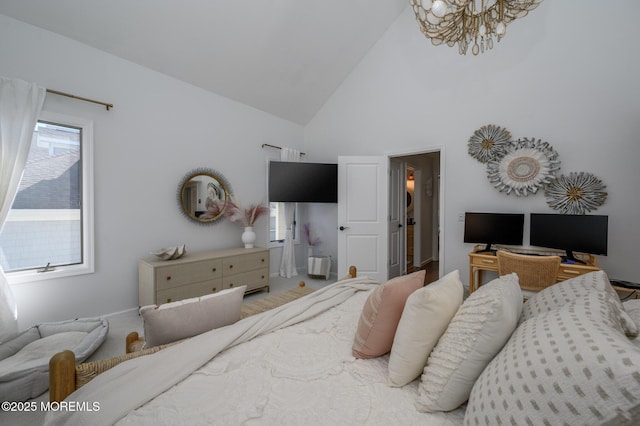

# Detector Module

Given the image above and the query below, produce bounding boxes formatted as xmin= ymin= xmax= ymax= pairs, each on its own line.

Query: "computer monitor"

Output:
xmin=463 ymin=212 xmax=525 ymax=253
xmin=530 ymin=213 xmax=608 ymax=263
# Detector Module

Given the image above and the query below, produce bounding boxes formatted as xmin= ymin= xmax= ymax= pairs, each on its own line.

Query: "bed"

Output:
xmin=44 ymin=267 xmax=640 ymax=426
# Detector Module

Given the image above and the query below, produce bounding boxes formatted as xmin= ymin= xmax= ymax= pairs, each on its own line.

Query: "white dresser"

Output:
xmin=138 ymin=247 xmax=269 ymax=306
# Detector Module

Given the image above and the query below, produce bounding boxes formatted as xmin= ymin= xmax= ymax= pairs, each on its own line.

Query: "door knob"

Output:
xmin=339 ymin=226 xmax=350 ymax=231
xmin=398 ymin=224 xmax=403 ymax=228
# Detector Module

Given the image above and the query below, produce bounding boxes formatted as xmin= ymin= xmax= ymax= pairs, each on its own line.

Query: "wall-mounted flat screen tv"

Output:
xmin=463 ymin=212 xmax=525 ymax=253
xmin=268 ymin=161 xmax=338 ymax=203
xmin=530 ymin=213 xmax=608 ymax=263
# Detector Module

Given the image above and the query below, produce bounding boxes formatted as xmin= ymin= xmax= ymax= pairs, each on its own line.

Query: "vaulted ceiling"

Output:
xmin=0 ymin=1 xmax=409 ymax=125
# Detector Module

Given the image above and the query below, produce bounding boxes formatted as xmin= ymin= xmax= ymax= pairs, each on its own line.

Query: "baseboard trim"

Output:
xmin=103 ymin=307 xmax=139 ymax=318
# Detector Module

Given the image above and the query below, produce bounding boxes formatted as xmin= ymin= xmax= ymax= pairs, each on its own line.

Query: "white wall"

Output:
xmin=0 ymin=14 xmax=305 ymax=329
xmin=305 ymin=2 xmax=640 ymax=286
xmin=2 ymin=2 xmax=640 ymax=328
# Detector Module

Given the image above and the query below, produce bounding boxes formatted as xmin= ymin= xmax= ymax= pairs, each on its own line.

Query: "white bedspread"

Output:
xmin=45 ymin=277 xmax=465 ymax=426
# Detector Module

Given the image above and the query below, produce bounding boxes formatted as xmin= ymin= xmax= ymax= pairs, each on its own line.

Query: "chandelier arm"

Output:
xmin=410 ymin=0 xmax=543 ymax=55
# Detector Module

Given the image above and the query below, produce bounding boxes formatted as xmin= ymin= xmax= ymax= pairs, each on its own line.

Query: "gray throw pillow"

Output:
xmin=140 ymin=286 xmax=246 ymax=347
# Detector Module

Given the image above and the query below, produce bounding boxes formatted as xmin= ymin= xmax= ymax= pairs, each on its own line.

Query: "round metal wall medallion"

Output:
xmin=545 ymin=172 xmax=607 ymax=214
xmin=468 ymin=124 xmax=512 ymax=163
xmin=487 ymin=138 xmax=560 ymax=196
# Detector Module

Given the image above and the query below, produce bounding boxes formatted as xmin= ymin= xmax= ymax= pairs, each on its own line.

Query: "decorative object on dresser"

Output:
xmin=138 ymin=247 xmax=269 ymax=306
xmin=177 ymin=168 xmax=232 ymax=225
xmin=220 ymin=195 xmax=269 ymax=248
xmin=151 ymin=244 xmax=186 ymax=261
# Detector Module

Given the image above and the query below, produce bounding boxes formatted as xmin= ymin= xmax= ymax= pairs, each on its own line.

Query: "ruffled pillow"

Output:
xmin=416 ymin=273 xmax=522 ymax=412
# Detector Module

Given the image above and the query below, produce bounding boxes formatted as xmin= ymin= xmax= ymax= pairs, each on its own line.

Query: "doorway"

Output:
xmin=336 ymin=151 xmax=443 ymax=282
xmin=392 ymin=150 xmax=441 ymax=282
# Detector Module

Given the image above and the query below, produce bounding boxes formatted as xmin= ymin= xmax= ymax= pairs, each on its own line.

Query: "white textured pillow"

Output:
xmin=387 ymin=270 xmax=463 ymax=387
xmin=140 ymin=286 xmax=246 ymax=347
xmin=522 ymin=270 xmax=638 ymax=336
xmin=416 ymin=273 xmax=522 ymax=412
xmin=465 ymin=291 xmax=640 ymax=425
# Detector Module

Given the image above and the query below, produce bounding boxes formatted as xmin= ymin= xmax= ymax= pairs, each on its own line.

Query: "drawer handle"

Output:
xmin=166 ymin=276 xmax=172 ymax=281
xmin=229 ymin=283 xmax=234 ymax=287
xmin=564 ymin=270 xmax=580 ymax=275
xmin=261 ymin=275 xmax=265 ymax=279
xmin=261 ymin=258 xmax=265 ymax=263
xmin=481 ymin=260 xmax=495 ymax=264
xmin=212 ymin=267 xmax=217 ymax=272
xmin=166 ymin=298 xmax=172 ymax=303
xmin=229 ymin=265 xmax=233 ymax=269
xmin=212 ymin=287 xmax=217 ymax=292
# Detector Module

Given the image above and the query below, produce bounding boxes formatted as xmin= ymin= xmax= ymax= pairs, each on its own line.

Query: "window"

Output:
xmin=269 ymin=202 xmax=297 ymax=245
xmin=1 ymin=112 xmax=94 ymax=283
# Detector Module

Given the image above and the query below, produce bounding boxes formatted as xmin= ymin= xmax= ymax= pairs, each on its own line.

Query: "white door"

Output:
xmin=388 ymin=158 xmax=404 ymax=279
xmin=337 ymin=156 xmax=388 ymax=282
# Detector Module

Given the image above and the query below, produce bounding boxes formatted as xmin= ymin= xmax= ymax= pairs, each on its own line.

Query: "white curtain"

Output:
xmin=0 ymin=77 xmax=46 ymax=342
xmin=279 ymin=148 xmax=301 ymax=278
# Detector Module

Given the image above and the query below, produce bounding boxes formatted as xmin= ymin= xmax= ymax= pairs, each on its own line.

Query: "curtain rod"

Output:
xmin=46 ymin=89 xmax=113 ymax=111
xmin=261 ymin=143 xmax=305 ymax=156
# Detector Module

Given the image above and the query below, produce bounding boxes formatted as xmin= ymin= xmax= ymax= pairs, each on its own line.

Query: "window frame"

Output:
xmin=268 ymin=201 xmax=300 ymax=248
xmin=6 ymin=111 xmax=95 ymax=284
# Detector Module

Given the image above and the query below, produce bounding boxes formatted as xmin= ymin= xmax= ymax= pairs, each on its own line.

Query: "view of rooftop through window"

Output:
xmin=0 ymin=121 xmax=82 ymax=273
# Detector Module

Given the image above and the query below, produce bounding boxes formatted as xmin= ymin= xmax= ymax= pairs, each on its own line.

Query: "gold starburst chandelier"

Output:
xmin=409 ymin=0 xmax=543 ymax=55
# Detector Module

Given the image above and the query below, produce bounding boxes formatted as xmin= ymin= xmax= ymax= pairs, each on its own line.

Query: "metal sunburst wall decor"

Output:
xmin=486 ymin=137 xmax=560 ymax=196
xmin=467 ymin=124 xmax=512 ymax=163
xmin=545 ymin=172 xmax=607 ymax=215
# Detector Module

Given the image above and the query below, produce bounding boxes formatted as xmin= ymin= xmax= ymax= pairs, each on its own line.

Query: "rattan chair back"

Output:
xmin=497 ymin=250 xmax=561 ymax=291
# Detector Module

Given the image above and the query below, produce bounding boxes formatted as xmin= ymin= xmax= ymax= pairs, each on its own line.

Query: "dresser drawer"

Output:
xmin=155 ymin=259 xmax=223 ymax=290
xmin=223 ymin=268 xmax=269 ymax=292
xmin=470 ymin=255 xmax=498 ymax=269
xmin=155 ymin=278 xmax=223 ymax=305
xmin=556 ymin=264 xmax=600 ymax=281
xmin=223 ymin=252 xmax=268 ymax=275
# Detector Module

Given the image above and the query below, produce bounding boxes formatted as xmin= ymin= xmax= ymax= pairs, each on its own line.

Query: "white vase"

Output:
xmin=241 ymin=226 xmax=256 ymax=248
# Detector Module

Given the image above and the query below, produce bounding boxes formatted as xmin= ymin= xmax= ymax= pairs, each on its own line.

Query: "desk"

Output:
xmin=468 ymin=250 xmax=601 ymax=294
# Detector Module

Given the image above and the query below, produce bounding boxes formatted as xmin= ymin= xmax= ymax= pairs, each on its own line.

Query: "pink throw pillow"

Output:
xmin=352 ymin=270 xmax=426 ymax=359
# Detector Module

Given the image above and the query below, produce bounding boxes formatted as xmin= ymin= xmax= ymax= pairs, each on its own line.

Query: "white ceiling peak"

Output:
xmin=0 ymin=1 xmax=408 ymax=124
